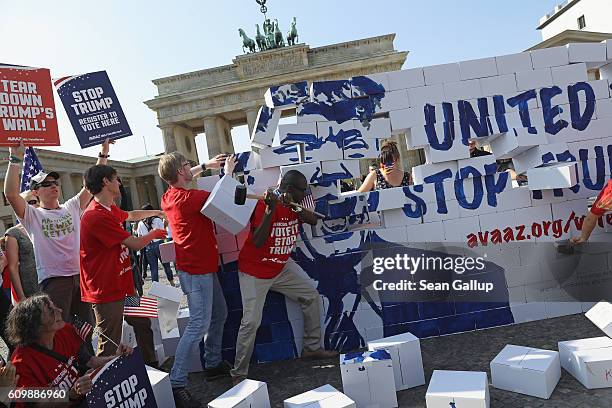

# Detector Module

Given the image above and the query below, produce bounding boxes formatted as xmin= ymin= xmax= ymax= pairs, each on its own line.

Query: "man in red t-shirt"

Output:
xmin=571 ymin=179 xmax=612 ymax=244
xmin=231 ymin=170 xmax=338 ymax=384
xmin=80 ymin=165 xmax=167 ymax=359
xmin=158 ymin=151 xmax=235 ymax=407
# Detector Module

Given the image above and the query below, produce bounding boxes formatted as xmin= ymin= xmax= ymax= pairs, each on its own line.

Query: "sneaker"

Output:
xmin=204 ymin=360 xmax=231 ymax=381
xmin=172 ymin=387 xmax=202 ymax=408
xmin=301 ymin=348 xmax=339 ymax=360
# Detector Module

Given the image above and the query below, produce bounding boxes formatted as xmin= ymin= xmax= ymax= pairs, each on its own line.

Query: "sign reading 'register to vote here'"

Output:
xmin=0 ymin=65 xmax=60 ymax=146
xmin=55 ymin=70 xmax=132 ymax=148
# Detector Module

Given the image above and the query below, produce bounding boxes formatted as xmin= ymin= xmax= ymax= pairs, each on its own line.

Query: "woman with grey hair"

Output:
xmin=7 ymin=294 xmax=132 ymax=406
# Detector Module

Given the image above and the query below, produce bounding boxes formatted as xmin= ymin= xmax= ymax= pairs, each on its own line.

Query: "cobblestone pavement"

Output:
xmin=179 ymin=314 xmax=612 ymax=407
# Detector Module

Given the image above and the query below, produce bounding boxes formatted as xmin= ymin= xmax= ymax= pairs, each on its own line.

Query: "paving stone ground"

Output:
xmin=181 ymin=314 xmax=612 ymax=407
xmin=3 ymin=269 xmax=611 ymax=407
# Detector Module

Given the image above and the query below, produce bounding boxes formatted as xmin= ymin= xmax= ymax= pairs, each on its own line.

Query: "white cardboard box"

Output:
xmin=558 ymin=336 xmax=612 ymax=389
xmin=283 ymin=384 xmax=356 ymax=408
xmin=149 ymin=282 xmax=182 ymax=338
xmin=121 ymin=320 xmax=137 ymax=349
xmin=526 ymin=162 xmax=578 ymax=190
xmin=426 ymin=370 xmax=489 ymax=408
xmin=585 ymin=301 xmax=612 ymax=337
xmin=208 ymin=379 xmax=271 ymax=408
xmin=490 ymin=345 xmax=560 ymax=399
xmin=201 ymin=175 xmax=258 ymax=234
xmin=159 ymin=241 xmax=175 ymax=263
xmin=146 ymin=365 xmax=176 ymax=408
xmin=340 ymin=350 xmax=398 ymax=408
xmin=367 ymin=332 xmax=425 ymax=391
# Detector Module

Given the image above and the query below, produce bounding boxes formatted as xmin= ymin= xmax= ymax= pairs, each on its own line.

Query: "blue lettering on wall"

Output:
xmin=424 ymin=103 xmax=454 ymax=150
xmin=568 ymin=82 xmax=595 ymax=131
xmin=454 ymin=169 xmax=484 ymax=210
xmin=506 ymin=90 xmax=537 ymax=134
xmin=484 ymin=171 xmax=509 ymax=207
xmin=459 ymin=98 xmax=490 ymax=145
xmin=492 ymin=95 xmax=508 ymax=134
xmin=539 ymin=86 xmax=568 ymax=135
xmin=401 ymin=185 xmax=427 ymax=218
xmin=424 ymin=169 xmax=453 ymax=214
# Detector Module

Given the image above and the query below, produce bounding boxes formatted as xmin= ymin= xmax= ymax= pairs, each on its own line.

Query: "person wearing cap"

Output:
xmin=3 ymin=139 xmax=114 ymax=328
xmin=5 ymin=190 xmax=40 ymax=302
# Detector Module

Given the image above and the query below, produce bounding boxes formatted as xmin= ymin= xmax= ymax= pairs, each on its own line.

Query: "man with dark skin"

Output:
xmin=230 ymin=170 xmax=337 ymax=385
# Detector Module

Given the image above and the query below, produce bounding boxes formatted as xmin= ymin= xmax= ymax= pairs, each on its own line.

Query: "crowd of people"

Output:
xmin=0 ymin=139 xmax=341 ymax=408
xmin=0 ymin=135 xmax=599 ymax=408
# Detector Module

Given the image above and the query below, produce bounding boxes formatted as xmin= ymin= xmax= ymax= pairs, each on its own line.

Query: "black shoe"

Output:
xmin=203 ymin=360 xmax=232 ymax=381
xmin=172 ymin=387 xmax=201 ymax=408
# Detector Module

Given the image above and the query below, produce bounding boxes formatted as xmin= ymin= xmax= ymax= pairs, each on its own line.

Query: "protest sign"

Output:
xmin=86 ymin=351 xmax=158 ymax=408
xmin=55 ymin=71 xmax=132 ymax=148
xmin=0 ymin=65 xmax=59 ymax=146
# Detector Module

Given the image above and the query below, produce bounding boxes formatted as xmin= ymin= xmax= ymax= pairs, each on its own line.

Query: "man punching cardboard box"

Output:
xmin=231 ymin=170 xmax=338 ymax=385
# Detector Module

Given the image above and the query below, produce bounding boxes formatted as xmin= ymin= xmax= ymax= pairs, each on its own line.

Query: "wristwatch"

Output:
xmin=98 ymin=153 xmax=110 ymax=158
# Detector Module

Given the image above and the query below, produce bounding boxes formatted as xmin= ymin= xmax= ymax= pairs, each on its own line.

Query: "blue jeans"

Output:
xmin=144 ymin=240 xmax=174 ymax=282
xmin=170 ymin=271 xmax=227 ymax=388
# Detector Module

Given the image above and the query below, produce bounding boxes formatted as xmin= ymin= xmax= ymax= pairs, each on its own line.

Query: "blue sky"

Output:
xmin=1 ymin=0 xmax=562 ymax=161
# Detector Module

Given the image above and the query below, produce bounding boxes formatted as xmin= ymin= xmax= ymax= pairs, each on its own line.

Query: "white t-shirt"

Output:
xmin=18 ymin=195 xmax=83 ymax=283
xmin=136 ymin=217 xmax=165 ymax=241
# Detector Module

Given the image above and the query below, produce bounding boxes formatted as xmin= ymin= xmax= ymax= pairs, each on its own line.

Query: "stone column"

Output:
xmin=59 ymin=172 xmax=75 ymax=200
xmin=204 ymin=116 xmax=223 ymax=159
xmin=129 ymin=177 xmax=140 ymax=210
xmin=145 ymin=178 xmax=159 ymax=208
xmin=160 ymin=124 xmax=178 ymax=153
xmin=216 ymin=116 xmax=234 ymax=154
xmin=154 ymin=176 xmax=166 ymax=207
xmin=245 ymin=107 xmax=260 ymax=136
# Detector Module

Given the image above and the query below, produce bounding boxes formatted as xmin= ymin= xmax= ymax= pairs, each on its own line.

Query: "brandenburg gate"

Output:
xmin=144 ymin=34 xmax=408 ymax=163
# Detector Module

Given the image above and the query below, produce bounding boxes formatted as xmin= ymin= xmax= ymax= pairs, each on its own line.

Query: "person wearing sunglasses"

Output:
xmin=3 ymin=139 xmax=114 ymax=338
xmin=4 ymin=190 xmax=40 ymax=303
xmin=358 ymin=140 xmax=412 ymax=192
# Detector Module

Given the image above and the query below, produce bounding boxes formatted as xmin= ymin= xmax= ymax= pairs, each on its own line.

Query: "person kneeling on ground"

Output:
xmin=7 ymin=294 xmax=132 ymax=407
xmin=231 ymin=170 xmax=338 ymax=385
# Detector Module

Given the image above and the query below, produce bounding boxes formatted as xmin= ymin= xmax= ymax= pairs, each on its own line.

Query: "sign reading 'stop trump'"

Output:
xmin=0 ymin=65 xmax=60 ymax=146
xmin=55 ymin=71 xmax=132 ymax=148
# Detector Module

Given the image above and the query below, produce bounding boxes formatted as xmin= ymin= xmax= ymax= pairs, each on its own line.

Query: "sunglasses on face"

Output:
xmin=27 ymin=199 xmax=38 ymax=205
xmin=38 ymin=180 xmax=60 ymax=188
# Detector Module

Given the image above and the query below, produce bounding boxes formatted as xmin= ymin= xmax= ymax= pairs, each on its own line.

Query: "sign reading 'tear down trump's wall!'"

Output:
xmin=0 ymin=65 xmax=60 ymax=146
xmin=55 ymin=70 xmax=132 ymax=148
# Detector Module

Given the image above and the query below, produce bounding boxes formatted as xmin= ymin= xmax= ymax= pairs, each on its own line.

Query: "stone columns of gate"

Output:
xmin=129 ymin=177 xmax=140 ymax=210
xmin=245 ymin=107 xmax=260 ymax=137
xmin=59 ymin=172 xmax=75 ymax=201
xmin=160 ymin=124 xmax=178 ymax=153
xmin=204 ymin=116 xmax=222 ymax=159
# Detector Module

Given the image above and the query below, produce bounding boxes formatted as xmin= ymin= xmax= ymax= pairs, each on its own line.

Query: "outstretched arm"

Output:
xmin=4 ymin=143 xmax=26 ymax=219
xmin=358 ymin=170 xmax=376 ymax=193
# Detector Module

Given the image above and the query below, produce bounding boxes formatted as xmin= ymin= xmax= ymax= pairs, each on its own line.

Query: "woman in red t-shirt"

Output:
xmin=6 ymin=294 xmax=132 ymax=407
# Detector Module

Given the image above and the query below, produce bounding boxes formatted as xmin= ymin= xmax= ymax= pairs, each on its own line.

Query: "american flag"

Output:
xmin=123 ymin=295 xmax=158 ymax=318
xmin=20 ymin=147 xmax=43 ymax=193
xmin=300 ymin=186 xmax=315 ymax=210
xmin=72 ymin=315 xmax=93 ymax=341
